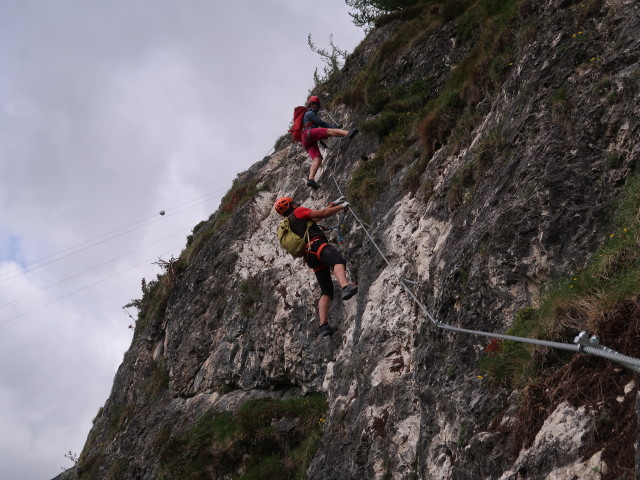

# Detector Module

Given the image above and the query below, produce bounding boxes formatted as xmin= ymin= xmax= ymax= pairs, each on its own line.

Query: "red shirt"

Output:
xmin=290 ymin=207 xmax=326 ymax=241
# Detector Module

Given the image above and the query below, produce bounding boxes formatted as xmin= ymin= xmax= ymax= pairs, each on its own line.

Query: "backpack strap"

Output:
xmin=302 ymin=110 xmax=315 ymax=132
xmin=303 ymin=220 xmax=312 ymax=245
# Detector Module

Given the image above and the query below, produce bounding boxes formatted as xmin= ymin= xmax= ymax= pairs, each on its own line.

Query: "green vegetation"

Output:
xmin=107 ymin=458 xmax=128 ymax=480
xmin=606 ymin=150 xmax=623 ymax=169
xmin=157 ymin=394 xmax=328 ymax=480
xmin=106 ymin=403 xmax=138 ymax=441
xmin=575 ymin=0 xmax=604 ymax=24
xmin=457 ymin=420 xmax=470 ymax=448
xmin=446 ymin=161 xmax=476 ymax=209
xmin=144 ymin=358 xmax=170 ymax=400
xmin=124 ymin=173 xmax=266 ymax=338
xmin=78 ymin=400 xmax=140 ymax=474
xmin=78 ymin=453 xmax=105 ymax=479
xmin=308 ymin=34 xmax=348 ymax=85
xmin=336 ymin=1 xmax=524 ymax=215
xmin=362 ymin=111 xmax=402 ymax=137
xmin=347 ymin=155 xmax=385 ymax=215
xmin=446 ymin=127 xmax=507 ymax=210
xmin=239 ymin=275 xmax=261 ymax=318
xmin=481 ymin=173 xmax=640 ymax=387
xmin=125 ymin=272 xmax=173 ymax=338
xmin=346 ymin=0 xmax=422 ymax=30
xmin=500 ymin=172 xmax=640 ymax=478
xmin=548 ymin=86 xmax=571 ymax=128
xmin=218 ymin=177 xmax=264 ymax=219
xmin=633 ymin=68 xmax=640 ymax=91
xmin=479 ymin=308 xmax=549 ymax=386
xmin=401 ymin=153 xmax=430 ymax=193
xmin=418 ymin=0 xmax=519 ymax=152
xmin=181 ymin=175 xmax=269 ymax=266
xmin=592 ymin=76 xmax=613 ymax=96
xmin=475 ymin=127 xmax=509 ymax=166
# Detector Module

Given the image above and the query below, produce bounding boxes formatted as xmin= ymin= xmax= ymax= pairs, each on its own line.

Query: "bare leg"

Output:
xmin=309 ymin=156 xmax=323 ymax=180
xmin=318 ymin=295 xmax=331 ymax=325
xmin=332 ymin=264 xmax=349 ymax=288
xmin=308 ymin=130 xmax=351 ymax=181
xmin=327 ymin=128 xmax=349 ymax=137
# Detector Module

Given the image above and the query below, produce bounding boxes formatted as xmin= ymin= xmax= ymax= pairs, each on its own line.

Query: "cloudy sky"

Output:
xmin=0 ymin=1 xmax=364 ymax=478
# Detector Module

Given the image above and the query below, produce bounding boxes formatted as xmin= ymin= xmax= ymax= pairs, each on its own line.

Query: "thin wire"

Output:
xmin=0 ymin=186 xmax=228 ymax=281
xmin=0 ymin=189 xmax=225 ymax=284
xmin=0 ymin=228 xmax=190 ymax=309
xmin=0 ymin=245 xmax=182 ymax=327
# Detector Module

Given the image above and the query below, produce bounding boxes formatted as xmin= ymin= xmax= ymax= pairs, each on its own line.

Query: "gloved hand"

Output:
xmin=330 ymin=196 xmax=349 ymax=210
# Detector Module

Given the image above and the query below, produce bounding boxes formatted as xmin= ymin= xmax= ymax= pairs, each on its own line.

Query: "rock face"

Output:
xmin=73 ymin=1 xmax=640 ymax=479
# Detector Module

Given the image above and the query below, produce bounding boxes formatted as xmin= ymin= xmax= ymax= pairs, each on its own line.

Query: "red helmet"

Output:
xmin=307 ymin=95 xmax=321 ymax=106
xmin=274 ymin=197 xmax=295 ymax=215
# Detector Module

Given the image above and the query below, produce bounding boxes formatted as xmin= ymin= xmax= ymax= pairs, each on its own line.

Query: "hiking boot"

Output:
xmin=307 ymin=179 xmax=320 ymax=190
xmin=347 ymin=129 xmax=359 ymax=139
xmin=320 ymin=323 xmax=338 ymax=337
xmin=341 ymin=284 xmax=358 ymax=300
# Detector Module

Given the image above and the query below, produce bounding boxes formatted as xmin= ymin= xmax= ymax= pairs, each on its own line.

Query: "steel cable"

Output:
xmin=328 ymin=170 xmax=640 ymax=373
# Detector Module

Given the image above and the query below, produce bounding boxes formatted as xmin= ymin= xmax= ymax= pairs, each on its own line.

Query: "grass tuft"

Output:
xmin=157 ymin=394 xmax=328 ymax=480
xmin=481 ymin=175 xmax=640 ymax=387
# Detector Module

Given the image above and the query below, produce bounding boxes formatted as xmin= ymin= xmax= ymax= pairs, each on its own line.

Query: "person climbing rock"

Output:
xmin=274 ymin=196 xmax=358 ymax=336
xmin=301 ymin=95 xmax=358 ymax=190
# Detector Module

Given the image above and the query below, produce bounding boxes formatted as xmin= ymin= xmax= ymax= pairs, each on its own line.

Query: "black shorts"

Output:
xmin=305 ymin=241 xmax=346 ymax=298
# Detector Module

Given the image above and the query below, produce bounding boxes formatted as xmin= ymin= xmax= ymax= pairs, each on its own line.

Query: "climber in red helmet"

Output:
xmin=302 ymin=95 xmax=358 ymax=190
xmin=274 ymin=196 xmax=358 ymax=336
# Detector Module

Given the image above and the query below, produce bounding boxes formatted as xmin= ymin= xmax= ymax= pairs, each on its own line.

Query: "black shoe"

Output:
xmin=320 ymin=323 xmax=338 ymax=337
xmin=307 ymin=179 xmax=320 ymax=190
xmin=347 ymin=129 xmax=359 ymax=139
xmin=341 ymin=284 xmax=358 ymax=300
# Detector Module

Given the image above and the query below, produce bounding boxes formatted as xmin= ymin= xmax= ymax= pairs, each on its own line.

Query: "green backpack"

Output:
xmin=277 ymin=217 xmax=312 ymax=257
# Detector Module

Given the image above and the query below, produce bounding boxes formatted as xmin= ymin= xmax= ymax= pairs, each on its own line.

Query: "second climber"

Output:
xmin=301 ymin=95 xmax=358 ymax=190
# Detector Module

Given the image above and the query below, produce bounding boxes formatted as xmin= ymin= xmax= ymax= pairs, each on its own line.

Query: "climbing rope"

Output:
xmin=326 ymin=157 xmax=640 ymax=373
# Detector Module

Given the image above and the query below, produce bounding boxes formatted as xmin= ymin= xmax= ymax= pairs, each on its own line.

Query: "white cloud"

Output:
xmin=0 ymin=0 xmax=364 ymax=478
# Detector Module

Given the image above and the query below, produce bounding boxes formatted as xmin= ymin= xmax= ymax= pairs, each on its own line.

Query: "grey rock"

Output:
xmin=71 ymin=1 xmax=640 ymax=479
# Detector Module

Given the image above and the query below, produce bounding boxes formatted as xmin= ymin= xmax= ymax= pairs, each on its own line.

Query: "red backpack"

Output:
xmin=289 ymin=106 xmax=309 ymax=143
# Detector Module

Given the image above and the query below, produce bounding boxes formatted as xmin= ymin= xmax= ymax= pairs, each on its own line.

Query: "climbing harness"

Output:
xmin=325 ymin=153 xmax=640 ymax=373
xmin=305 ymin=237 xmax=329 ymax=272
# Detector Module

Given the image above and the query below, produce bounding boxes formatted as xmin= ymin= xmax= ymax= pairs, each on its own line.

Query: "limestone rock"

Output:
xmin=70 ymin=1 xmax=640 ymax=479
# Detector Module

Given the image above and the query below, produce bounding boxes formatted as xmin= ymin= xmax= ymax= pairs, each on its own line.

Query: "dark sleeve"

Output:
xmin=305 ymin=110 xmax=335 ymax=129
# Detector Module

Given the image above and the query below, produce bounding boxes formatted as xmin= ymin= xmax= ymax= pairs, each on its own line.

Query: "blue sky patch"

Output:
xmin=0 ymin=234 xmax=24 ymax=266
